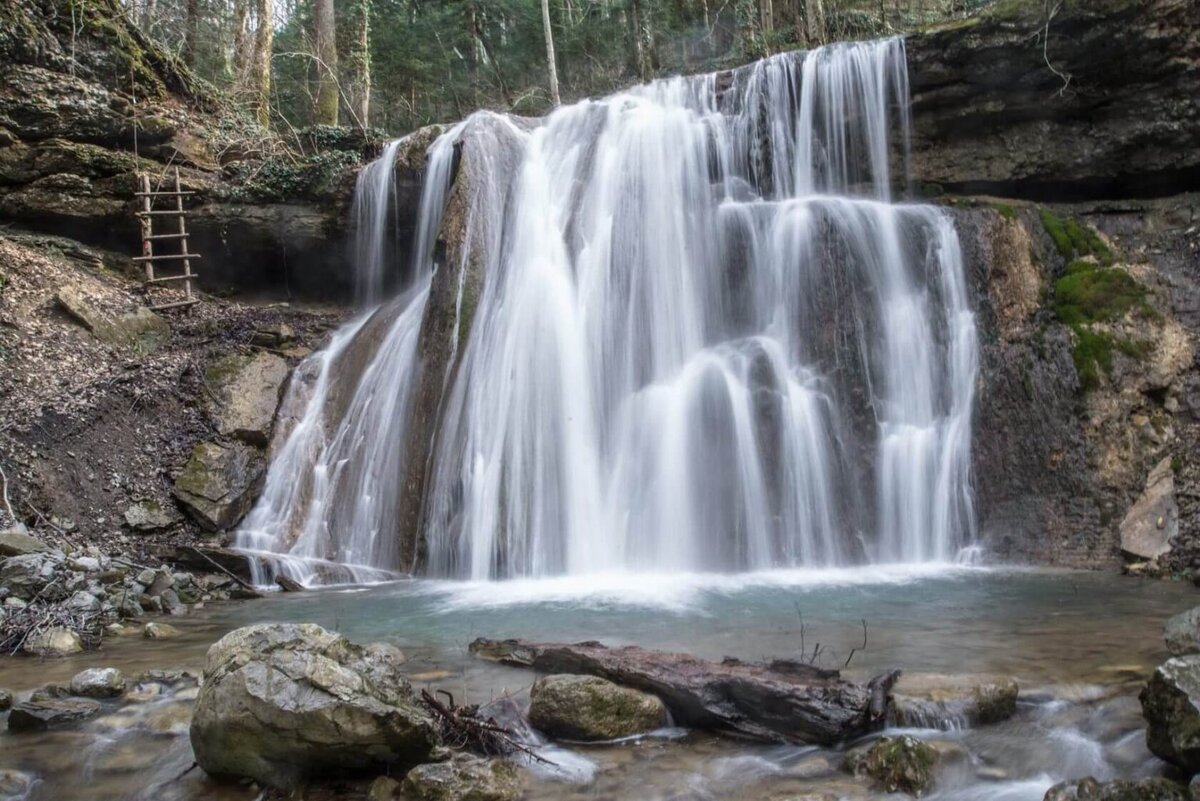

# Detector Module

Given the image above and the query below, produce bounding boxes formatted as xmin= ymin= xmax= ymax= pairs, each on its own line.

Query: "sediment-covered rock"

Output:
xmin=189 ymin=623 xmax=437 ymax=789
xmin=8 ymin=698 xmax=100 ymax=732
xmin=470 ymin=638 xmax=899 ymax=745
xmin=1140 ymin=655 xmax=1200 ymax=775
xmin=399 ymin=754 xmax=522 ymax=801
xmin=171 ymin=441 xmax=264 ymax=531
xmin=528 ymin=674 xmax=667 ymax=741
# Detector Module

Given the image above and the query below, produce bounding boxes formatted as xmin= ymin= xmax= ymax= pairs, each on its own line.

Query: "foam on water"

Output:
xmin=423 ymin=562 xmax=988 ymax=613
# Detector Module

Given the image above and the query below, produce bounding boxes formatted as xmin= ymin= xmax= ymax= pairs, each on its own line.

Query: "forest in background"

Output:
xmin=119 ymin=0 xmax=995 ymax=140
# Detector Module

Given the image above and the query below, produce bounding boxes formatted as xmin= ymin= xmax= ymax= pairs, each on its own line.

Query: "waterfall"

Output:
xmin=237 ymin=37 xmax=978 ymax=585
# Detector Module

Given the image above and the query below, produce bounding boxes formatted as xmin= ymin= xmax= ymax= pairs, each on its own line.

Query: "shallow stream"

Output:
xmin=0 ymin=566 xmax=1194 ymax=800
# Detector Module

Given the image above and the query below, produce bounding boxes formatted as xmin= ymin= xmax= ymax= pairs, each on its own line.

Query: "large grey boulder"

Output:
xmin=1140 ymin=655 xmax=1200 ymax=775
xmin=189 ymin=623 xmax=436 ymax=789
xmin=171 ymin=441 xmax=264 ymax=531
xmin=204 ymin=352 xmax=289 ymax=445
xmin=1120 ymin=458 xmax=1178 ymax=561
xmin=1164 ymin=608 xmax=1200 ymax=657
xmin=399 ymin=754 xmax=522 ymax=801
xmin=528 ymin=674 xmax=667 ymax=741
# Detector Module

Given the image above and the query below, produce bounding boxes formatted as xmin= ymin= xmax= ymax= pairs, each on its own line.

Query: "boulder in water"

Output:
xmin=0 ymin=688 xmax=12 ymax=711
xmin=1140 ymin=655 xmax=1200 ymax=775
xmin=1043 ymin=776 xmax=1190 ymax=801
xmin=22 ymin=627 xmax=82 ymax=656
xmin=171 ymin=441 xmax=264 ymax=531
xmin=8 ymin=698 xmax=100 ymax=732
xmin=892 ymin=673 xmax=1019 ymax=727
xmin=399 ymin=754 xmax=521 ymax=801
xmin=69 ymin=667 xmax=125 ymax=698
xmin=1164 ymin=607 xmax=1200 ymax=657
xmin=528 ymin=674 xmax=667 ymax=741
xmin=844 ymin=735 xmax=937 ymax=795
xmin=189 ymin=623 xmax=437 ymax=789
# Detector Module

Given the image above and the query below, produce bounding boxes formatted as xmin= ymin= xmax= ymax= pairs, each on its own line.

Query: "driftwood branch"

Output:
xmin=470 ymin=638 xmax=900 ymax=745
xmin=418 ymin=688 xmax=551 ymax=764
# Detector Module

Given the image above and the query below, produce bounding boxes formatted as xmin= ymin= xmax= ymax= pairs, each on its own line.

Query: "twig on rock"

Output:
xmin=418 ymin=688 xmax=553 ymax=765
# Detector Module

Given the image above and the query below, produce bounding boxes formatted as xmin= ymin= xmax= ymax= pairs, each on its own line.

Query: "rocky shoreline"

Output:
xmin=1 ymin=608 xmax=1199 ymax=801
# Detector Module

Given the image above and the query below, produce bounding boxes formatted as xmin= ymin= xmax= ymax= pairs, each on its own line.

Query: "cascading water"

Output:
xmin=236 ymin=37 xmax=978 ymax=585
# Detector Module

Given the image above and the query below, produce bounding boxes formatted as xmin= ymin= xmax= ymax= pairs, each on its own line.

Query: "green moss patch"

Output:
xmin=1053 ymin=259 xmax=1156 ymax=392
xmin=1039 ymin=209 xmax=1114 ymax=264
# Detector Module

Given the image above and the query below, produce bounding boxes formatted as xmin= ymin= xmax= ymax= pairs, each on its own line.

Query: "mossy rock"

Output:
xmin=1044 ymin=776 xmax=1190 ymax=801
xmin=528 ymin=674 xmax=667 ymax=741
xmin=844 ymin=735 xmax=937 ymax=796
xmin=399 ymin=754 xmax=521 ymax=801
xmin=171 ymin=441 xmax=264 ymax=531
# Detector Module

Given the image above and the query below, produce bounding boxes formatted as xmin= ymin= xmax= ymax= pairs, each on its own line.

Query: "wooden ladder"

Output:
xmin=135 ymin=167 xmax=200 ymax=311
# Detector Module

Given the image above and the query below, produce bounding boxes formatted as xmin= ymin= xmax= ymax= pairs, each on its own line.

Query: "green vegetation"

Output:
xmin=1052 ymin=258 xmax=1157 ymax=392
xmin=1039 ymin=208 xmax=1114 ymax=264
xmin=221 ymin=149 xmax=361 ymax=203
xmin=993 ymin=203 xmax=1016 ymax=221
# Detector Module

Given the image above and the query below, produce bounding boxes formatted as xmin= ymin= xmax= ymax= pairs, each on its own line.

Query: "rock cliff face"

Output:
xmin=956 ymin=196 xmax=1200 ymax=568
xmin=905 ymin=0 xmax=1200 ymax=199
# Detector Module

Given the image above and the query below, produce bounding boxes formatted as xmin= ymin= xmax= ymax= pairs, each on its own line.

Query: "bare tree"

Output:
xmin=250 ymin=0 xmax=273 ymax=127
xmin=182 ymin=0 xmax=199 ymax=68
xmin=344 ymin=0 xmax=372 ymax=127
xmin=314 ymin=0 xmax=340 ymax=125
xmin=540 ymin=0 xmax=561 ymax=107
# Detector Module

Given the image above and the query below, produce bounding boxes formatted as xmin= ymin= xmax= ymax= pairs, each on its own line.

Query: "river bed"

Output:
xmin=0 ymin=566 xmax=1194 ymax=800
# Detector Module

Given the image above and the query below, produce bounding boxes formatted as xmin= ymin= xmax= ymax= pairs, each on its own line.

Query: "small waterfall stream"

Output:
xmin=236 ymin=37 xmax=978 ymax=584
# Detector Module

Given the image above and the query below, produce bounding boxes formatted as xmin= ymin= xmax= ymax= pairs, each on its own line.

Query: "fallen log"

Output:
xmin=469 ymin=638 xmax=900 ymax=746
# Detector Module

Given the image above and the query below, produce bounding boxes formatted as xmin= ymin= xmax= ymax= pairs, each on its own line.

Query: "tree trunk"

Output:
xmin=540 ymin=0 xmax=561 ymax=107
xmin=231 ymin=0 xmax=249 ymax=84
xmin=343 ymin=0 xmax=371 ymax=127
xmin=314 ymin=0 xmax=340 ymax=126
xmin=471 ymin=638 xmax=901 ymax=745
xmin=141 ymin=0 xmax=157 ymax=33
xmin=182 ymin=0 xmax=199 ymax=68
xmin=250 ymin=0 xmax=273 ymax=127
xmin=805 ymin=0 xmax=825 ymax=45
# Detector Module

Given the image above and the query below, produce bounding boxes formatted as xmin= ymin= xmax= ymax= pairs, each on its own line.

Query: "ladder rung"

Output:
xmin=135 ymin=191 xmax=197 ymax=197
xmin=146 ymin=275 xmax=197 ymax=285
xmin=149 ymin=299 xmax=201 ymax=311
xmin=133 ymin=253 xmax=202 ymax=262
xmin=145 ymin=233 xmax=188 ymax=240
xmin=136 ymin=211 xmax=191 ymax=217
